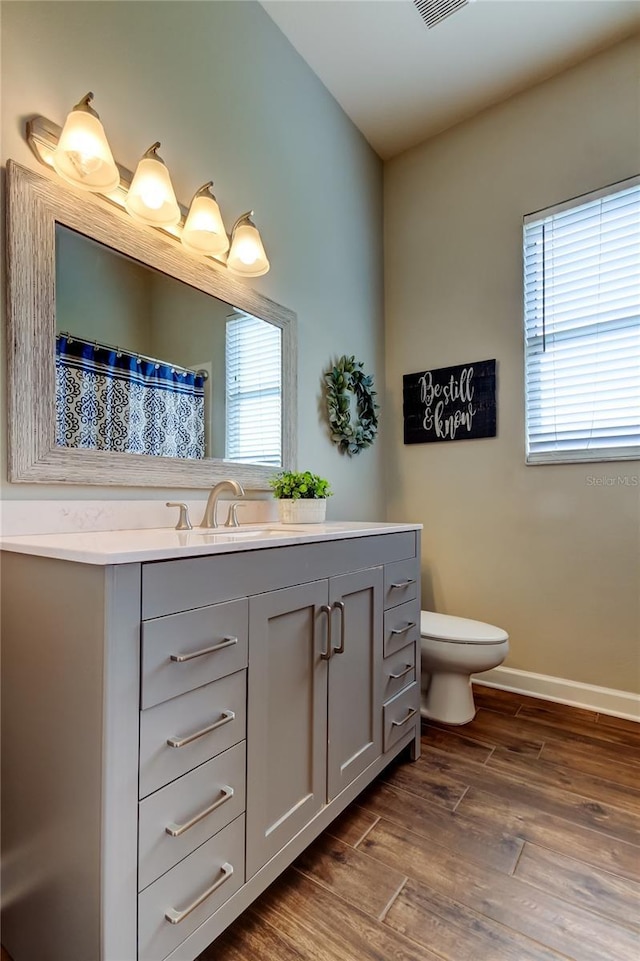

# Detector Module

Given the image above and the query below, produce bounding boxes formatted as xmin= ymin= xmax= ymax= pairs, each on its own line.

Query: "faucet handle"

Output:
xmin=166 ymin=502 xmax=193 ymax=531
xmin=224 ymin=502 xmax=246 ymax=528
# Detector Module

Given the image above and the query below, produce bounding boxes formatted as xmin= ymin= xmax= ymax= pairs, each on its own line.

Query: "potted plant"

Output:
xmin=269 ymin=470 xmax=332 ymax=524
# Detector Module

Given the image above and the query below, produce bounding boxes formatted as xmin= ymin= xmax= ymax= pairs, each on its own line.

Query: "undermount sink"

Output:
xmin=190 ymin=526 xmax=308 ymax=540
xmin=216 ymin=525 xmax=333 ymax=537
xmin=210 ymin=528 xmax=278 ymax=538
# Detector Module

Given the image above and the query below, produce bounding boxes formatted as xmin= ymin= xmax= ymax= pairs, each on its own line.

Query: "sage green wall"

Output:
xmin=1 ymin=0 xmax=385 ymax=519
xmin=384 ymin=36 xmax=640 ymax=693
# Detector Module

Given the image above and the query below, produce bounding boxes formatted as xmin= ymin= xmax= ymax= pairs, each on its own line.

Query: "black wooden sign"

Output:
xmin=403 ymin=359 xmax=496 ymax=445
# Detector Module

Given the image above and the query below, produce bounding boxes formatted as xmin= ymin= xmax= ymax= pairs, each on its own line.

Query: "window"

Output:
xmin=225 ymin=312 xmax=282 ymax=465
xmin=523 ymin=177 xmax=640 ymax=464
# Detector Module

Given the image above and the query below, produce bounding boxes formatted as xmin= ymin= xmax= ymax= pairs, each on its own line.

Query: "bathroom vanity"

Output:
xmin=1 ymin=522 xmax=421 ymax=961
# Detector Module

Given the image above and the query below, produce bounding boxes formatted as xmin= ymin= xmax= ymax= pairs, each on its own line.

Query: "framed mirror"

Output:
xmin=6 ymin=161 xmax=297 ymax=488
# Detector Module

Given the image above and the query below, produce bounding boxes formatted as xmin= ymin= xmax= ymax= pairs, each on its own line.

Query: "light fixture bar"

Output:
xmin=26 ymin=113 xmax=269 ymax=275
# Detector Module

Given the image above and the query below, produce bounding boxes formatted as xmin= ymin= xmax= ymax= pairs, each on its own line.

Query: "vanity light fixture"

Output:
xmin=227 ymin=212 xmax=270 ymax=277
xmin=26 ymin=102 xmax=271 ymax=276
xmin=125 ymin=142 xmax=181 ymax=228
xmin=51 ymin=92 xmax=120 ymax=192
xmin=181 ymin=181 xmax=229 ymax=256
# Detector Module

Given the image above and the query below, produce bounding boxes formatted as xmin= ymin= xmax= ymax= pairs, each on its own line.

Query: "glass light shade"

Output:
xmin=181 ymin=186 xmax=229 ymax=256
xmin=227 ymin=217 xmax=270 ymax=277
xmin=125 ymin=146 xmax=180 ymax=227
xmin=52 ymin=103 xmax=119 ymax=192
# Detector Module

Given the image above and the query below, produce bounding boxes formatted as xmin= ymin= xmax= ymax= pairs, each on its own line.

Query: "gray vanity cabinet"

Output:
xmin=1 ymin=530 xmax=420 ymax=961
xmin=246 ymin=567 xmax=383 ymax=878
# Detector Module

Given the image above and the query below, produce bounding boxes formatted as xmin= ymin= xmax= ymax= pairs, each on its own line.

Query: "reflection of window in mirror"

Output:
xmin=226 ymin=312 xmax=282 ymax=465
xmin=54 ymin=224 xmax=282 ymax=465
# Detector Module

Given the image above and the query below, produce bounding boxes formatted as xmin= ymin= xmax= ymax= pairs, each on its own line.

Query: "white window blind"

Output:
xmin=226 ymin=312 xmax=282 ymax=465
xmin=523 ymin=177 xmax=640 ymax=464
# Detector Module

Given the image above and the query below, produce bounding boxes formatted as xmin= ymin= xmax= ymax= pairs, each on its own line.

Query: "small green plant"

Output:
xmin=269 ymin=470 xmax=332 ymax=500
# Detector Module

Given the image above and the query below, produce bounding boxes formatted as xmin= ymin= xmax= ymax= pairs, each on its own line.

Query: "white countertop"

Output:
xmin=0 ymin=521 xmax=421 ymax=565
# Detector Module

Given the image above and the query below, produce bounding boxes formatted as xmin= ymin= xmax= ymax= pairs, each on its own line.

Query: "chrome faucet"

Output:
xmin=200 ymin=479 xmax=245 ymax=528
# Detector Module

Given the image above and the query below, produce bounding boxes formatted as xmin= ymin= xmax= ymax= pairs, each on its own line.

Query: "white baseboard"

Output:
xmin=473 ymin=666 xmax=640 ymax=722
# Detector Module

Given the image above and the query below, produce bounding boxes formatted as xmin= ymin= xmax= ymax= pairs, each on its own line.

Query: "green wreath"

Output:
xmin=325 ymin=355 xmax=379 ymax=455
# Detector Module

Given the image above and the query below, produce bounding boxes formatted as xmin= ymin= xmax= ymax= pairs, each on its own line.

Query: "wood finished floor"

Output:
xmin=201 ymin=687 xmax=640 ymax=961
xmin=2 ymin=688 xmax=638 ymax=961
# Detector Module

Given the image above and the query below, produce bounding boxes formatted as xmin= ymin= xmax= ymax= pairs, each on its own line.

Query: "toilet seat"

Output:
xmin=420 ymin=611 xmax=508 ymax=645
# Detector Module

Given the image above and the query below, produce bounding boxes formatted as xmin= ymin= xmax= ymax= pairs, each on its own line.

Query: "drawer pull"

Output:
xmin=391 ymin=707 xmax=418 ymax=728
xmin=390 ymin=578 xmax=416 ymax=590
xmin=165 ymin=861 xmax=234 ymax=925
xmin=166 ymin=710 xmax=235 ymax=749
xmin=165 ymin=786 xmax=234 ymax=837
xmin=170 ymin=636 xmax=238 ymax=663
xmin=389 ymin=663 xmax=414 ymax=680
xmin=333 ymin=600 xmax=346 ymax=655
xmin=390 ymin=621 xmax=417 ymax=636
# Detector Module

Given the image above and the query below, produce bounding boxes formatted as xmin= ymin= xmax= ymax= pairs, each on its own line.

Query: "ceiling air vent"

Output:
xmin=413 ymin=0 xmax=473 ymax=30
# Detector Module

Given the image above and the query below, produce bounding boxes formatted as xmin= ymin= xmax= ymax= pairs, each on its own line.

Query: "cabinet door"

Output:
xmin=327 ymin=567 xmax=383 ymax=801
xmin=246 ymin=580 xmax=329 ymax=879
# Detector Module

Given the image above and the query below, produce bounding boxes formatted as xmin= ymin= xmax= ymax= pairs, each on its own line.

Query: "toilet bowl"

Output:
xmin=420 ymin=611 xmax=509 ymax=725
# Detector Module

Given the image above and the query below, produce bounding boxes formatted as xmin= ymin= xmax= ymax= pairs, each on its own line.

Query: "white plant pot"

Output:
xmin=277 ymin=499 xmax=327 ymax=524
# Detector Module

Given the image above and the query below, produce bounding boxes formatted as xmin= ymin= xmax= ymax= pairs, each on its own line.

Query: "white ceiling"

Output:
xmin=261 ymin=0 xmax=640 ymax=159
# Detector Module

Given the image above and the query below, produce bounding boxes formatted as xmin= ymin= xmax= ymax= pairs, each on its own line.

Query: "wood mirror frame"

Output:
xmin=6 ymin=161 xmax=297 ymax=488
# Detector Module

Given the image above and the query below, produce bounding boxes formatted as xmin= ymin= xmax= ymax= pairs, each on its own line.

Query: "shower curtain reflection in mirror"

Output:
xmin=55 ymin=334 xmax=206 ymax=459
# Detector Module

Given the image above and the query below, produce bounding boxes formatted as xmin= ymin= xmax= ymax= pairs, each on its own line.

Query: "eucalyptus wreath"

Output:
xmin=325 ymin=355 xmax=379 ymax=455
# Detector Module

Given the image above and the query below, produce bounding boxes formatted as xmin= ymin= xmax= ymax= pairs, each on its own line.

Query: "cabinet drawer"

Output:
xmin=138 ymin=814 xmax=245 ymax=961
xmin=141 ymin=599 xmax=248 ymax=709
xmin=139 ymin=670 xmax=246 ymax=799
xmin=142 ymin=532 xmax=417 ymax=618
xmin=383 ymin=642 xmax=417 ymax=702
xmin=139 ymin=741 xmax=246 ymax=891
xmin=383 ymin=599 xmax=420 ymax=657
xmin=384 ymin=558 xmax=418 ymax=609
xmin=383 ymin=682 xmax=420 ymax=752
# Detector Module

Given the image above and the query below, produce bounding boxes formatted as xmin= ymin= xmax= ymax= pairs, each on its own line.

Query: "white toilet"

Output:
xmin=420 ymin=611 xmax=509 ymax=725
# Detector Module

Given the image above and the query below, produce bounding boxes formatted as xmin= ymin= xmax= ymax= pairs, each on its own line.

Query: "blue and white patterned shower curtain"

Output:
xmin=56 ymin=336 xmax=206 ymax=459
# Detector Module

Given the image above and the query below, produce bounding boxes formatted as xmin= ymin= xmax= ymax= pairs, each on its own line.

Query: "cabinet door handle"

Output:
xmin=390 ymin=621 xmax=417 ymax=636
xmin=319 ymin=604 xmax=333 ymax=660
xmin=389 ymin=663 xmax=414 ymax=680
xmin=170 ymin=636 xmax=238 ymax=663
xmin=165 ymin=862 xmax=234 ymax=924
xmin=332 ymin=600 xmax=346 ymax=655
xmin=166 ymin=710 xmax=235 ymax=748
xmin=391 ymin=707 xmax=418 ymax=728
xmin=390 ymin=578 xmax=416 ymax=590
xmin=165 ymin=786 xmax=234 ymax=837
